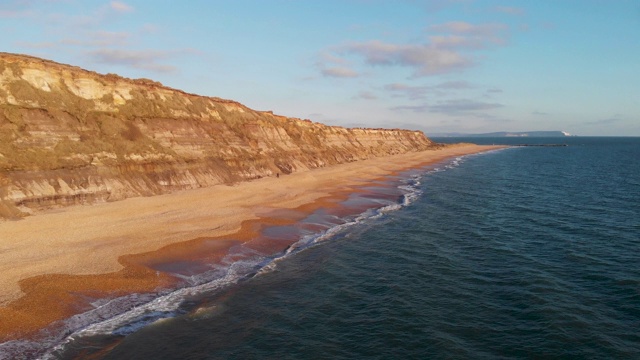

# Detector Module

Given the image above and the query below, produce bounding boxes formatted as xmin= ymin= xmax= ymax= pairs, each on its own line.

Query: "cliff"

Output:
xmin=0 ymin=53 xmax=435 ymax=219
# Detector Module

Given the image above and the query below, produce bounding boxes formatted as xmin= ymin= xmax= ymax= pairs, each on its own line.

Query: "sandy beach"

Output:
xmin=0 ymin=144 xmax=504 ymax=340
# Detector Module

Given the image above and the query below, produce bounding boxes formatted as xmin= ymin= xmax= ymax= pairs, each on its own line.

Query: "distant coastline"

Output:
xmin=431 ymin=131 xmax=573 ymax=137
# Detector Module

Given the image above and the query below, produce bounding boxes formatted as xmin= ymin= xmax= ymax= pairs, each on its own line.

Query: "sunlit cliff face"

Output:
xmin=0 ymin=53 xmax=435 ymax=219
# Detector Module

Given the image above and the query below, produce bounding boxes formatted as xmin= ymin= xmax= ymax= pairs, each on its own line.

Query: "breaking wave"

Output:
xmin=0 ymin=155 xmax=471 ymax=360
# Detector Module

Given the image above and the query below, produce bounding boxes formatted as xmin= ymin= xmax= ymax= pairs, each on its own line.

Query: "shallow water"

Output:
xmin=4 ymin=137 xmax=640 ymax=359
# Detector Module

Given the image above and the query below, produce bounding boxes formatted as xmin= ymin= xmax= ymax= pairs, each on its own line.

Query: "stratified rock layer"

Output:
xmin=0 ymin=53 xmax=434 ymax=218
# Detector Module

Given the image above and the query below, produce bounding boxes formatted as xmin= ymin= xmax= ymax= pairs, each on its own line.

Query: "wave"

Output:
xmin=0 ymin=154 xmax=481 ymax=360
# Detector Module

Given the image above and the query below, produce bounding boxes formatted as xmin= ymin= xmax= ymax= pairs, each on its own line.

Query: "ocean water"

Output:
xmin=4 ymin=137 xmax=640 ymax=359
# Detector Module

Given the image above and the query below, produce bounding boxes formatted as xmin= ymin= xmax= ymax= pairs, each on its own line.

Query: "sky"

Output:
xmin=1 ymin=0 xmax=639 ymax=136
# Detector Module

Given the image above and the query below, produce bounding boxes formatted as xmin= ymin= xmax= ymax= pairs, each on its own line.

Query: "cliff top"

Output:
xmin=0 ymin=52 xmax=431 ymax=131
xmin=0 ymin=52 xmax=246 ymax=106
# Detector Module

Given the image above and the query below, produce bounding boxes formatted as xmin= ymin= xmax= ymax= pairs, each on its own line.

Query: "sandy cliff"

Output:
xmin=0 ymin=53 xmax=435 ymax=219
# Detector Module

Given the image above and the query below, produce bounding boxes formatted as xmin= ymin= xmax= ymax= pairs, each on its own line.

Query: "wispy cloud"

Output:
xmin=420 ymin=0 xmax=473 ymax=12
xmin=430 ymin=99 xmax=503 ymax=114
xmin=87 ymin=49 xmax=176 ymax=73
xmin=383 ymin=80 xmax=475 ymax=101
xmin=91 ymin=30 xmax=131 ymax=46
xmin=430 ymin=21 xmax=507 ymax=36
xmin=62 ymin=31 xmax=131 ymax=47
xmin=13 ymin=41 xmax=57 ymax=49
xmin=141 ymin=23 xmax=159 ymax=33
xmin=585 ymin=115 xmax=623 ymax=125
xmin=317 ymin=52 xmax=360 ymax=78
xmin=318 ymin=20 xmax=509 ymax=79
xmin=0 ymin=0 xmax=34 ymax=18
xmin=494 ymin=6 xmax=525 ymax=16
xmin=429 ymin=21 xmax=509 ymax=48
xmin=6 ymin=1 xmax=192 ymax=75
xmin=110 ymin=1 xmax=134 ymax=13
xmin=61 ymin=1 xmax=136 ymax=28
xmin=321 ymin=66 xmax=359 ymax=78
xmin=484 ymin=88 xmax=503 ymax=97
xmin=428 ymin=35 xmax=476 ymax=49
xmin=428 ymin=34 xmax=505 ymax=49
xmin=353 ymin=90 xmax=378 ymax=100
xmin=339 ymin=40 xmax=472 ymax=77
xmin=390 ymin=104 xmax=431 ymax=113
xmin=0 ymin=9 xmax=30 ymax=18
xmin=385 ymin=83 xmax=430 ymax=100
xmin=436 ymin=80 xmax=473 ymax=89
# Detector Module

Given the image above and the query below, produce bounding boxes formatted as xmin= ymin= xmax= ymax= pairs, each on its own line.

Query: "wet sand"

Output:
xmin=0 ymin=144 xmax=504 ymax=340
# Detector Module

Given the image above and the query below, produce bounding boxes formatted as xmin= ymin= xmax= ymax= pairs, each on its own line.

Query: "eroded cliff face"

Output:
xmin=0 ymin=53 xmax=435 ymax=219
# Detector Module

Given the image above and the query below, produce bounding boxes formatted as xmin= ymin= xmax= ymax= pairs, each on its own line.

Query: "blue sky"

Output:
xmin=1 ymin=0 xmax=638 ymax=136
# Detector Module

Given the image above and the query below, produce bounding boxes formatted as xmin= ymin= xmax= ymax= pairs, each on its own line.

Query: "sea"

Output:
xmin=2 ymin=136 xmax=639 ymax=359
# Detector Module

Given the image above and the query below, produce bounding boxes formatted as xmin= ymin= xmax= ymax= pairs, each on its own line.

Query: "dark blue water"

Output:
xmin=47 ymin=137 xmax=640 ymax=359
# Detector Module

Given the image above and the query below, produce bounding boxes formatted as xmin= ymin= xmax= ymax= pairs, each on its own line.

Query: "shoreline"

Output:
xmin=0 ymin=144 xmax=505 ymax=341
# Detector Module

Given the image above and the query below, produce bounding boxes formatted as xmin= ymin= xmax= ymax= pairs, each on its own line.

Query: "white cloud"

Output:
xmin=585 ymin=115 xmax=623 ymax=125
xmin=318 ymin=20 xmax=509 ymax=79
xmin=494 ymin=6 xmax=525 ymax=16
xmin=428 ymin=34 xmax=505 ymax=49
xmin=141 ymin=23 xmax=159 ymax=33
xmin=62 ymin=31 xmax=131 ymax=47
xmin=87 ymin=49 xmax=176 ymax=73
xmin=321 ymin=66 xmax=359 ymax=78
xmin=436 ymin=81 xmax=473 ymax=89
xmin=383 ymin=81 xmax=475 ymax=101
xmin=429 ymin=21 xmax=508 ymax=48
xmin=390 ymin=98 xmax=504 ymax=116
xmin=354 ymin=90 xmax=378 ymax=100
xmin=316 ymin=51 xmax=360 ymax=78
xmin=110 ymin=1 xmax=133 ymax=13
xmin=429 ymin=99 xmax=503 ymax=114
xmin=340 ymin=40 xmax=472 ymax=77
xmin=384 ymin=83 xmax=430 ymax=100
xmin=429 ymin=35 xmax=471 ymax=48
xmin=92 ymin=31 xmax=130 ymax=45
xmin=421 ymin=0 xmax=473 ymax=12
xmin=0 ymin=0 xmax=36 ymax=18
xmin=13 ymin=41 xmax=56 ymax=49
xmin=390 ymin=104 xmax=431 ymax=113
xmin=430 ymin=21 xmax=507 ymax=36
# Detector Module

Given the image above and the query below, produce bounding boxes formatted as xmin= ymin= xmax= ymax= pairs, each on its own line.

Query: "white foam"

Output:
xmin=8 ymin=161 xmax=461 ymax=360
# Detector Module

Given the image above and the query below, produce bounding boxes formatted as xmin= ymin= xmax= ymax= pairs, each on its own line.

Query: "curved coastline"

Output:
xmin=0 ymin=144 xmax=505 ymax=348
